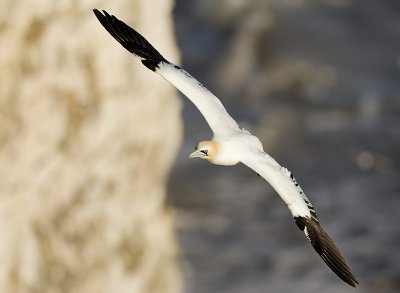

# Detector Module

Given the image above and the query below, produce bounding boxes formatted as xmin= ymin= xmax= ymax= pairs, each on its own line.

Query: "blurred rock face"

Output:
xmin=0 ymin=1 xmax=181 ymax=292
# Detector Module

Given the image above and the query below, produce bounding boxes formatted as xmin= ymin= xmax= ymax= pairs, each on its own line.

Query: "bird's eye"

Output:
xmin=201 ymin=150 xmax=208 ymax=155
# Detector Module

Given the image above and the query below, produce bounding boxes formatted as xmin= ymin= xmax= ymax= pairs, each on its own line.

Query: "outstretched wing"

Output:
xmin=93 ymin=9 xmax=240 ymax=136
xmin=241 ymin=150 xmax=359 ymax=287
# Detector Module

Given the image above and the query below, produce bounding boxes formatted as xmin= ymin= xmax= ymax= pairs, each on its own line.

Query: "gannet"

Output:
xmin=93 ymin=9 xmax=359 ymax=287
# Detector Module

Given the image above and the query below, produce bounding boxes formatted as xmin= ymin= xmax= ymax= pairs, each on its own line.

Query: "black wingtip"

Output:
xmin=294 ymin=216 xmax=359 ymax=287
xmin=93 ymin=8 xmax=167 ymax=71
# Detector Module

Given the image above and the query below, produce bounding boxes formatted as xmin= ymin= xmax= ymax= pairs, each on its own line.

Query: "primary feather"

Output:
xmin=93 ymin=9 xmax=239 ymax=136
xmin=241 ymin=149 xmax=358 ymax=287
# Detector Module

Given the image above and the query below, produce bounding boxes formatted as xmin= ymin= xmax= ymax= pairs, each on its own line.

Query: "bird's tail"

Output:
xmin=93 ymin=9 xmax=167 ymax=71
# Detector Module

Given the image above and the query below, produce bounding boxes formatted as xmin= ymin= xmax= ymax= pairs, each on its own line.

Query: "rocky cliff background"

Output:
xmin=0 ymin=1 xmax=181 ymax=292
xmin=170 ymin=0 xmax=400 ymax=293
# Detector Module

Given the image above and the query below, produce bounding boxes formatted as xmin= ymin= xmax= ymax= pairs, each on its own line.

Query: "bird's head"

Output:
xmin=189 ymin=141 xmax=220 ymax=160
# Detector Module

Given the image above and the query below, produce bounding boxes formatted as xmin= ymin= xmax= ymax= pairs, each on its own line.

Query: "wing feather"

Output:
xmin=241 ymin=150 xmax=314 ymax=219
xmin=93 ymin=9 xmax=240 ymax=135
xmin=241 ymin=150 xmax=358 ymax=287
xmin=296 ymin=216 xmax=359 ymax=287
xmin=156 ymin=62 xmax=240 ymax=135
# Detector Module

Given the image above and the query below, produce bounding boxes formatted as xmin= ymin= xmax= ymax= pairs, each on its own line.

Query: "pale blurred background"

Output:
xmin=0 ymin=0 xmax=399 ymax=293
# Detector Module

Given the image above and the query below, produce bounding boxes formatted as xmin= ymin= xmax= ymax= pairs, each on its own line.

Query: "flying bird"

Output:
xmin=93 ymin=9 xmax=359 ymax=288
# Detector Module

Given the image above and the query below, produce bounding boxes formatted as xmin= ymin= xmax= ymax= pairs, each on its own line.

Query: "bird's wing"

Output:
xmin=241 ymin=149 xmax=359 ymax=287
xmin=93 ymin=9 xmax=240 ymax=136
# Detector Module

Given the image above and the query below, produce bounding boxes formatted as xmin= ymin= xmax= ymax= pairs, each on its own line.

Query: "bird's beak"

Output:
xmin=189 ymin=150 xmax=207 ymax=159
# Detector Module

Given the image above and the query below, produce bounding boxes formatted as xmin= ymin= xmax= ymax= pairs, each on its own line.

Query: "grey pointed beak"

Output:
xmin=189 ymin=149 xmax=207 ymax=159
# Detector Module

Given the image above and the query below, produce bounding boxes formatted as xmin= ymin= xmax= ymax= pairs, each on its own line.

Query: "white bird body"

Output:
xmin=210 ymin=131 xmax=263 ymax=165
xmin=94 ymin=9 xmax=359 ymax=288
